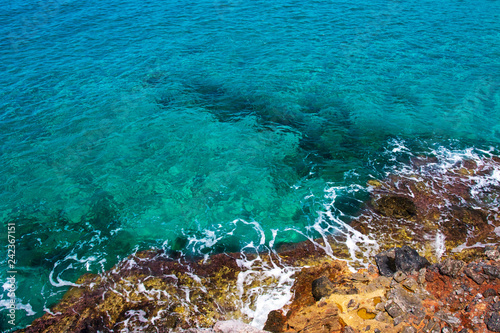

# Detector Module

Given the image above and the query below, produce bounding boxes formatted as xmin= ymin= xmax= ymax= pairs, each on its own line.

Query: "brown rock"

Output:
xmin=385 ymin=301 xmax=404 ymax=318
xmin=401 ymin=326 xmax=416 ymax=333
xmin=387 ymin=285 xmax=422 ymax=313
xmin=373 ymin=196 xmax=417 ymax=218
xmin=264 ymin=310 xmax=286 ymax=333
xmin=312 ymin=276 xmax=335 ymax=301
xmin=483 ymin=265 xmax=500 ymax=279
xmin=465 ymin=267 xmax=486 ymax=285
xmin=393 ymin=271 xmax=407 ymax=283
xmin=439 ymin=259 xmax=465 ymax=278
xmin=285 ymin=303 xmax=342 ymax=333
xmin=402 ymin=278 xmax=418 ymax=292
xmin=287 ymin=261 xmax=349 ymax=316
xmin=484 ymin=288 xmax=498 ymax=298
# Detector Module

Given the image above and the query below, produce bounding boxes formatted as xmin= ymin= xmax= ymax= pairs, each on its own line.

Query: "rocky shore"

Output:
xmin=262 ymin=245 xmax=500 ymax=333
xmin=15 ymin=244 xmax=500 ymax=333
xmin=16 ymin=154 xmax=500 ymax=332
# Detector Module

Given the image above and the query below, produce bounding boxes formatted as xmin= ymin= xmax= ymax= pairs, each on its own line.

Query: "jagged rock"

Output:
xmin=375 ymin=249 xmax=397 ymax=277
xmin=375 ymin=246 xmax=429 ymax=277
xmin=402 ymin=278 xmax=418 ymax=292
xmin=213 ymin=320 xmax=268 ymax=333
xmin=347 ymin=299 xmax=358 ymax=309
xmin=373 ymin=195 xmax=417 ymax=218
xmin=464 ymin=266 xmax=486 ymax=285
xmin=312 ymin=276 xmax=335 ymax=301
xmin=374 ymin=311 xmax=391 ymax=323
xmin=375 ymin=301 xmax=385 ymax=311
xmin=393 ymin=271 xmax=407 ymax=283
xmin=385 ymin=301 xmax=404 ymax=318
xmin=394 ymin=314 xmax=408 ymax=326
xmin=350 ymin=272 xmax=370 ymax=282
xmin=423 ymin=318 xmax=441 ymax=332
xmin=387 ymin=285 xmax=422 ymax=314
xmin=483 ymin=265 xmax=500 ymax=279
xmin=394 ymin=246 xmax=430 ymax=273
xmin=435 ymin=310 xmax=461 ymax=327
xmin=487 ymin=312 xmax=500 ymax=332
xmin=492 ymin=302 xmax=500 ymax=311
xmin=417 ymin=268 xmax=426 ymax=285
xmin=287 ymin=261 xmax=349 ymax=316
xmin=485 ymin=248 xmax=500 ymax=261
xmin=439 ymin=259 xmax=465 ymax=278
xmin=365 ymin=276 xmax=391 ymax=293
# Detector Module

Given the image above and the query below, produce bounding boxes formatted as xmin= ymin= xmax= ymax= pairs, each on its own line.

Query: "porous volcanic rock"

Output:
xmin=265 ymin=246 xmax=500 ymax=333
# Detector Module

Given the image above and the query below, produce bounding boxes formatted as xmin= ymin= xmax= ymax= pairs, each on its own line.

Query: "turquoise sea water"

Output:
xmin=1 ymin=0 xmax=500 ymax=330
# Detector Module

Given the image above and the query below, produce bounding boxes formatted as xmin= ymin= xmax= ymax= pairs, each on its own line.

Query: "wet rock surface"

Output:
xmin=350 ymin=156 xmax=500 ymax=260
xmin=14 ymin=242 xmax=338 ymax=333
xmin=16 ymin=244 xmax=500 ymax=333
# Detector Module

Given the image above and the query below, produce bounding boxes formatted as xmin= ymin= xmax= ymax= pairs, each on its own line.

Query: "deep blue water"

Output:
xmin=1 ymin=0 xmax=500 ymax=330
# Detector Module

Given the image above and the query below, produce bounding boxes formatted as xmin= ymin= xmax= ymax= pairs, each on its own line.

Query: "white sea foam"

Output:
xmin=0 ymin=299 xmax=36 ymax=316
xmin=43 ymin=306 xmax=61 ymax=316
xmin=49 ymin=261 xmax=79 ymax=288
xmin=236 ymin=254 xmax=298 ymax=329
xmin=452 ymin=241 xmax=498 ymax=253
xmin=247 ymin=267 xmax=296 ymax=329
xmin=383 ymin=141 xmax=500 ymax=249
xmin=389 ymin=138 xmax=411 ymax=154
xmin=299 ymin=184 xmax=379 ymax=269
xmin=186 ymin=229 xmax=224 ymax=261
xmin=434 ymin=231 xmax=446 ymax=261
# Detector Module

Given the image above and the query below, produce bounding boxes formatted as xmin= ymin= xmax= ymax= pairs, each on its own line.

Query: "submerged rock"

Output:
xmin=17 ymin=251 xmax=246 ymax=332
xmin=350 ymin=155 xmax=500 ymax=262
xmin=373 ymin=196 xmax=417 ymax=219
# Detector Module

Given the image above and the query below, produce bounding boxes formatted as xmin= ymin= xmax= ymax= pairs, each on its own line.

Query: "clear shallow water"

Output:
xmin=1 ymin=0 xmax=500 ymax=329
